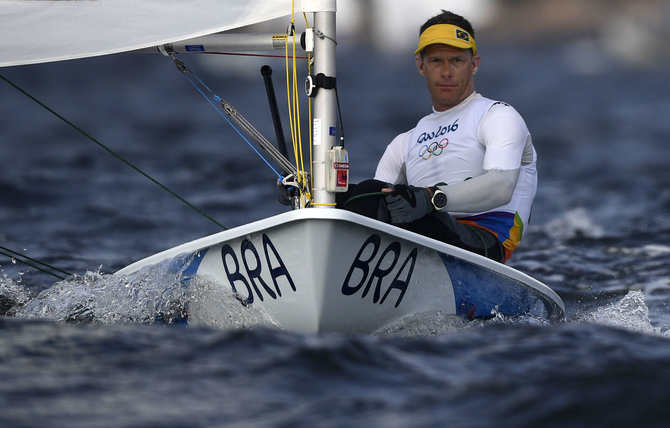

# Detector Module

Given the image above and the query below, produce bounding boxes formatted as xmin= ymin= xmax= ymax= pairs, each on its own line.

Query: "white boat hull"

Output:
xmin=116 ymin=209 xmax=564 ymax=333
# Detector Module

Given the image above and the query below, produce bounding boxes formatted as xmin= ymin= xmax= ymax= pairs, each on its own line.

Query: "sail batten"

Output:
xmin=0 ymin=0 xmax=335 ymax=67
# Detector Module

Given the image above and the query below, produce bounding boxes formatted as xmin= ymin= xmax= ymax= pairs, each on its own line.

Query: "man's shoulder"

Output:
xmin=388 ymin=128 xmax=414 ymax=149
xmin=484 ymin=100 xmax=526 ymax=123
xmin=455 ymin=93 xmax=503 ymax=118
xmin=473 ymin=94 xmax=513 ymax=111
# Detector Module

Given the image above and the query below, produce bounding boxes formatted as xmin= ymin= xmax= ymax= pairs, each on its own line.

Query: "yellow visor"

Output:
xmin=414 ymin=24 xmax=477 ymax=55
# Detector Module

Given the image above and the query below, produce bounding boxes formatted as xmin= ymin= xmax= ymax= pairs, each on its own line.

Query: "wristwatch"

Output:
xmin=430 ymin=187 xmax=447 ymax=211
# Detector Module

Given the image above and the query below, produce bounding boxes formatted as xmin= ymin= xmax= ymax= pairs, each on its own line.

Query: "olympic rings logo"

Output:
xmin=419 ymin=138 xmax=449 ymax=160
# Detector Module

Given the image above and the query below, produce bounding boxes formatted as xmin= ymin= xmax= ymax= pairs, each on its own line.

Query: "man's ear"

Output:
xmin=472 ymin=55 xmax=481 ymax=75
xmin=416 ymin=55 xmax=426 ymax=76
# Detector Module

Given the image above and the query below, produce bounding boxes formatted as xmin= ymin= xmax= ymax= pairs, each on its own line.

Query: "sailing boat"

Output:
xmin=1 ymin=0 xmax=564 ymax=333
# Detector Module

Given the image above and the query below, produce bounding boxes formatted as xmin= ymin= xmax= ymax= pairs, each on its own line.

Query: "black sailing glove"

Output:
xmin=384 ymin=184 xmax=433 ymax=224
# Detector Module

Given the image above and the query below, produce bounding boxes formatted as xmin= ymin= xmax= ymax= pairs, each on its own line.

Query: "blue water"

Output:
xmin=2 ymin=38 xmax=670 ymax=427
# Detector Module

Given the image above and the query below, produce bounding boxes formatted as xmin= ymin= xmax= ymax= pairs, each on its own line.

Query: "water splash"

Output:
xmin=14 ymin=270 xmax=182 ymax=324
xmin=0 ymin=273 xmax=32 ymax=315
xmin=607 ymin=244 xmax=670 ymax=259
xmin=8 ymin=252 xmax=278 ymax=329
xmin=12 ymin=253 xmax=200 ymax=324
xmin=185 ymin=276 xmax=278 ymax=330
xmin=544 ymin=207 xmax=605 ymax=240
xmin=372 ymin=304 xmax=555 ymax=337
xmin=575 ymin=290 xmax=669 ymax=337
xmin=373 ymin=311 xmax=470 ymax=337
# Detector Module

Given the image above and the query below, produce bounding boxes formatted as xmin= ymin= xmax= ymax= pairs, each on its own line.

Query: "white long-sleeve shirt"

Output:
xmin=374 ymin=92 xmax=537 ymax=258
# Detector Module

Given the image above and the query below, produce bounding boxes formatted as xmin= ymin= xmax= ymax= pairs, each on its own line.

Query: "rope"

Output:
xmin=341 ymin=192 xmax=386 ymax=207
xmin=219 ymin=99 xmax=296 ymax=176
xmin=304 ymin=12 xmax=314 ymax=207
xmin=283 ymin=9 xmax=312 ymax=208
xmin=201 ymin=52 xmax=308 ymax=60
xmin=0 ymin=73 xmax=228 ymax=230
xmin=169 ymin=56 xmax=288 ymax=179
xmin=0 ymin=245 xmax=72 ymax=280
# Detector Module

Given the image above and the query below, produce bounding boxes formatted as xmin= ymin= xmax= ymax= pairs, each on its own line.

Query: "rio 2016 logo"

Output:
xmin=419 ymin=138 xmax=449 ymax=160
xmin=416 ymin=119 xmax=459 ymax=160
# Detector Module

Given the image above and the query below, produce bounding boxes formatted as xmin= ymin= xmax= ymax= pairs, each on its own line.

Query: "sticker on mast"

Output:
xmin=313 ymin=118 xmax=321 ymax=145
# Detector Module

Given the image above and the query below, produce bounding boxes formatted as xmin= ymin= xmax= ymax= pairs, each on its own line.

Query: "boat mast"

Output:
xmin=310 ymin=8 xmax=337 ymax=208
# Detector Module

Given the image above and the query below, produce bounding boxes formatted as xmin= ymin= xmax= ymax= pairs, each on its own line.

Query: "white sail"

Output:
xmin=0 ymin=0 xmax=335 ymax=67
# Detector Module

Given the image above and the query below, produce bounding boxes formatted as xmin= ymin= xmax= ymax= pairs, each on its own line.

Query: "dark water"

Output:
xmin=2 ymin=37 xmax=670 ymax=427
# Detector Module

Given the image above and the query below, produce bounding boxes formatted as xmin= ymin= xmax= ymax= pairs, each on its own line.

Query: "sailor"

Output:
xmin=348 ymin=10 xmax=537 ymax=264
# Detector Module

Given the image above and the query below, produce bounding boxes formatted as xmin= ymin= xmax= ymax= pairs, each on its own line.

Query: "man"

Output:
xmin=371 ymin=10 xmax=537 ymax=263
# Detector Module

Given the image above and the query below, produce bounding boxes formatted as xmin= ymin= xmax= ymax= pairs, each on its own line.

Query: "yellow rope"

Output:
xmin=284 ymin=3 xmax=313 ymax=208
xmin=304 ymin=12 xmax=314 ymax=203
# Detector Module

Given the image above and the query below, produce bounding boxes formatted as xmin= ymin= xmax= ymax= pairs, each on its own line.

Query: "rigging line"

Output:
xmin=283 ymin=28 xmax=304 ymax=204
xmin=0 ymin=245 xmax=72 ymax=276
xmin=219 ymin=99 xmax=296 ymax=176
xmin=286 ymin=3 xmax=299 ymax=172
xmin=285 ymin=36 xmax=298 ymax=173
xmin=284 ymin=31 xmax=299 ymax=173
xmin=314 ymin=28 xmax=337 ymax=46
xmin=304 ymin=12 xmax=314 ymax=205
xmin=0 ymin=73 xmax=228 ymax=230
xmin=285 ymin=21 xmax=311 ymax=207
xmin=0 ymin=245 xmax=73 ymax=277
xmin=0 ymin=248 xmax=70 ymax=280
xmin=174 ymin=61 xmax=286 ymax=179
xmin=200 ymin=52 xmax=308 ymax=60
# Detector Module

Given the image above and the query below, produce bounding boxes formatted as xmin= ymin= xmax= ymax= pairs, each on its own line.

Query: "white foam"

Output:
xmin=576 ymin=290 xmax=670 ymax=337
xmin=374 ymin=311 xmax=470 ymax=337
xmin=14 ymin=255 xmax=196 ymax=324
xmin=544 ymin=207 xmax=605 ymax=240
xmin=10 ymin=253 xmax=279 ymax=329
xmin=607 ymin=244 xmax=670 ymax=257
xmin=0 ymin=274 xmax=32 ymax=315
xmin=185 ymin=276 xmax=278 ymax=330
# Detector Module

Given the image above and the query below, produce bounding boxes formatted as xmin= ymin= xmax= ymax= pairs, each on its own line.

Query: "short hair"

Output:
xmin=419 ymin=10 xmax=476 ymax=40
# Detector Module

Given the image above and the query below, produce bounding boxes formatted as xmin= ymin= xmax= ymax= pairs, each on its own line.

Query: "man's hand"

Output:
xmin=383 ymin=184 xmax=432 ymax=224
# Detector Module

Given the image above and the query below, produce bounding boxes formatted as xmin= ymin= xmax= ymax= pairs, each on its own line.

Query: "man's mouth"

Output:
xmin=437 ymin=83 xmax=456 ymax=89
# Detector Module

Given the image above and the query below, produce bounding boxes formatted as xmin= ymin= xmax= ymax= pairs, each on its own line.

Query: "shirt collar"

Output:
xmin=432 ymin=91 xmax=480 ymax=114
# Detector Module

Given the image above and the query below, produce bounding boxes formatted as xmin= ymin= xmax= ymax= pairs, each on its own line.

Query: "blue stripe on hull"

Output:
xmin=439 ymin=253 xmax=543 ymax=319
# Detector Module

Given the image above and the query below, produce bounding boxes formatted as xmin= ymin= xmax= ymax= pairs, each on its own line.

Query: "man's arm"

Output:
xmin=442 ymin=103 xmax=531 ymax=213
xmin=440 ymin=168 xmax=519 ymax=213
xmin=374 ymin=131 xmax=410 ymax=185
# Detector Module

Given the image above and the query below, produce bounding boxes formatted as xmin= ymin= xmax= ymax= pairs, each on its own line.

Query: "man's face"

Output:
xmin=416 ymin=44 xmax=481 ymax=111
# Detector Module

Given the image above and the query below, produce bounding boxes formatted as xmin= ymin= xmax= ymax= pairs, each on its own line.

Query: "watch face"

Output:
xmin=433 ymin=191 xmax=447 ymax=209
